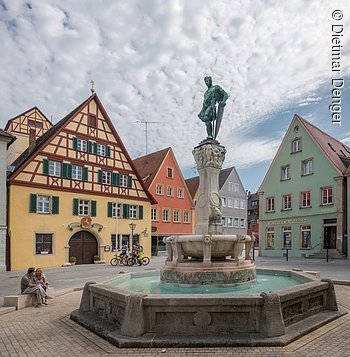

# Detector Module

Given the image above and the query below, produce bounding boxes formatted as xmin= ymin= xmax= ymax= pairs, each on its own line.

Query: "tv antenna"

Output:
xmin=136 ymin=121 xmax=160 ymax=154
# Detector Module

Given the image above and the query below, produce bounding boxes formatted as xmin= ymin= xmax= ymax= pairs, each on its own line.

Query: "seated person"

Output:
xmin=21 ymin=267 xmax=51 ymax=307
xmin=33 ymin=268 xmax=49 ymax=304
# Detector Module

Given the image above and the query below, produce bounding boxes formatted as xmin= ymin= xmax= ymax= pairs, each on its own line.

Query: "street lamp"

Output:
xmin=129 ymin=223 xmax=136 ymax=245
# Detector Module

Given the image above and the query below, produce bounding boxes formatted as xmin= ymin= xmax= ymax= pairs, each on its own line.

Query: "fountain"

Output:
xmin=71 ymin=77 xmax=345 ymax=347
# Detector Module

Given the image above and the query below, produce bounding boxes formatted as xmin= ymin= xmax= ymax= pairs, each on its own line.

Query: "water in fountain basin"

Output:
xmin=108 ymin=271 xmax=307 ymax=295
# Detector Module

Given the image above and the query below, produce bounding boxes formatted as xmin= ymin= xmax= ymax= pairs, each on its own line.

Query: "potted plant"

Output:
xmin=93 ymin=255 xmax=100 ymax=264
xmin=69 ymin=256 xmax=77 ymax=265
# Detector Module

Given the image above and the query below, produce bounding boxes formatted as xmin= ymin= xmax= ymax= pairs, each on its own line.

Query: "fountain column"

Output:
xmin=193 ymin=140 xmax=226 ymax=235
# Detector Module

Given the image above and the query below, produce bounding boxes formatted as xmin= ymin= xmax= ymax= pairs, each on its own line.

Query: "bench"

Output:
xmin=4 ymin=288 xmax=55 ymax=310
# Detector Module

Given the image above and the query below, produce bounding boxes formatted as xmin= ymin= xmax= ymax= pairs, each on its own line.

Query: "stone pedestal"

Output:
xmin=193 ymin=140 xmax=226 ymax=235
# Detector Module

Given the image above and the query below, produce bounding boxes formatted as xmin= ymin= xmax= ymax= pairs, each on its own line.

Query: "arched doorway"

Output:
xmin=69 ymin=231 xmax=98 ymax=264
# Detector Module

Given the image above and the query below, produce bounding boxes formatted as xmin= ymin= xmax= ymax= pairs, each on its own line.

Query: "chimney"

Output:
xmin=29 ymin=128 xmax=36 ymax=152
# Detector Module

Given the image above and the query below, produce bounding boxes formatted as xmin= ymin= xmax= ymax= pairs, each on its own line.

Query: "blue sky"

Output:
xmin=0 ymin=0 xmax=349 ymax=192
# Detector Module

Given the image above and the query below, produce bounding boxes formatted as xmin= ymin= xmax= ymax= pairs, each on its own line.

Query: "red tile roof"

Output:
xmin=185 ymin=176 xmax=199 ymax=199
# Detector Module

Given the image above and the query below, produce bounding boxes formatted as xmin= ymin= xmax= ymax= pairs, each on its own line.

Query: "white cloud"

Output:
xmin=1 ymin=0 xmax=350 ymax=181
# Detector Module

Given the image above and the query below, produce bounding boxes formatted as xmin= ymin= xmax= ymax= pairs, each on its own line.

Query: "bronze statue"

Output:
xmin=198 ymin=76 xmax=229 ymax=139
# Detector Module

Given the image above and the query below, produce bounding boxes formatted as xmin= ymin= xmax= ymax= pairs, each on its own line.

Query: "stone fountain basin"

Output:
xmin=70 ymin=269 xmax=345 ymax=348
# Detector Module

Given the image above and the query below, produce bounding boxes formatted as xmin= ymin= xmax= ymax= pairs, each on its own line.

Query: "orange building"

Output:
xmin=133 ymin=148 xmax=195 ymax=255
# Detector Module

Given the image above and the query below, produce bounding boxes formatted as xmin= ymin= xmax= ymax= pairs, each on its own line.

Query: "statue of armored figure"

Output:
xmin=198 ymin=76 xmax=229 ymax=140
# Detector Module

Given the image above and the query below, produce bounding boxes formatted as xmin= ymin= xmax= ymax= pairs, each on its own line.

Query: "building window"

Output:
xmin=79 ymin=200 xmax=90 ymax=216
xmin=88 ymin=114 xmax=97 ymax=128
xmin=282 ymin=194 xmax=292 ymax=210
xmin=151 ymin=208 xmax=158 ymax=221
xmin=37 ymin=195 xmax=50 ymax=214
xmin=167 ymin=167 xmax=174 ymax=178
xmin=72 ymin=165 xmax=83 ymax=180
xmin=102 ymin=171 xmax=111 ymax=185
xmin=266 ymin=227 xmax=275 ymax=249
xmin=302 ymin=159 xmax=313 ymax=175
xmin=281 ymin=165 xmax=290 ymax=180
xmin=97 ymin=144 xmax=106 ymax=156
xmin=234 ymin=217 xmax=239 ymax=227
xmin=292 ymin=138 xmax=302 ymax=153
xmin=120 ymin=174 xmax=128 ymax=187
xmin=227 ymin=217 xmax=233 ymax=227
xmin=173 ymin=209 xmax=180 ymax=223
xmin=234 ymin=199 xmax=239 ymax=208
xmin=183 ymin=210 xmax=190 ymax=223
xmin=228 ymin=182 xmax=234 ymax=192
xmin=227 ymin=198 xmax=233 ymax=208
xmin=222 ymin=197 xmax=227 ymax=207
xmin=177 ymin=188 xmax=184 ymax=198
xmin=35 ymin=233 xmax=53 ymax=254
xmin=77 ymin=138 xmax=87 ymax=152
xmin=111 ymin=234 xmax=120 ymax=252
xmin=129 ymin=205 xmax=138 ymax=219
xmin=240 ymin=199 xmax=245 ymax=209
xmin=156 ymin=184 xmax=164 ymax=195
xmin=301 ymin=225 xmax=312 ymax=249
xmin=163 ymin=209 xmax=170 ymax=222
xmin=234 ymin=183 xmax=239 ymax=192
xmin=49 ymin=161 xmax=61 ymax=177
xmin=321 ymin=187 xmax=333 ymax=205
xmin=266 ymin=197 xmax=275 ymax=212
xmin=240 ymin=218 xmax=245 ymax=228
xmin=167 ymin=186 xmax=174 ymax=196
xmin=222 ymin=216 xmax=227 ymax=227
xmin=282 ymin=226 xmax=292 ymax=249
xmin=300 ymin=191 xmax=311 ymax=208
xmin=111 ymin=202 xmax=122 ymax=218
xmin=251 ymin=200 xmax=258 ymax=207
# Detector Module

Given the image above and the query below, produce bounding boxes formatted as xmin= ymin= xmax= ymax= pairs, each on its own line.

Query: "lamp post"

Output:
xmin=129 ymin=223 xmax=136 ymax=246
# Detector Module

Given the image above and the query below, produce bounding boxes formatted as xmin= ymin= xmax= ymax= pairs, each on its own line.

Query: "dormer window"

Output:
xmin=291 ymin=138 xmax=302 ymax=153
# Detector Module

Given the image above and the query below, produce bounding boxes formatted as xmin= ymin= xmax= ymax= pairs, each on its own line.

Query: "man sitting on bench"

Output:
xmin=21 ymin=267 xmax=51 ymax=307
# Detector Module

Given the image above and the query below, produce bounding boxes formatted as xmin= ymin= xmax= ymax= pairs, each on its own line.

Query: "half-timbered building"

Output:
xmin=6 ymin=93 xmax=156 ymax=270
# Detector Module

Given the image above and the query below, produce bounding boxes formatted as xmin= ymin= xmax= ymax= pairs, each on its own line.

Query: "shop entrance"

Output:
xmin=69 ymin=231 xmax=98 ymax=264
xmin=324 ymin=226 xmax=337 ymax=249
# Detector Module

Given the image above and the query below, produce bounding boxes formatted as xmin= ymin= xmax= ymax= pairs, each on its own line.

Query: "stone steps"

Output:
xmin=308 ymin=249 xmax=347 ymax=259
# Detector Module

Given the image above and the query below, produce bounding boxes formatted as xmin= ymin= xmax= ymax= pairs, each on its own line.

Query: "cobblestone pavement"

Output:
xmin=0 ymin=285 xmax=349 ymax=357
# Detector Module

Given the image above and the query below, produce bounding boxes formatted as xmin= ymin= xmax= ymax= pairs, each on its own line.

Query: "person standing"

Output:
xmin=21 ymin=267 xmax=50 ymax=307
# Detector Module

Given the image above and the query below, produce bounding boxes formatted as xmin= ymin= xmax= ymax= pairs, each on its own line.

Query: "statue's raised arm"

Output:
xmin=198 ymin=76 xmax=229 ymax=140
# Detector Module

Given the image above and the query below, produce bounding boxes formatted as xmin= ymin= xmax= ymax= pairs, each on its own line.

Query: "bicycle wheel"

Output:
xmin=142 ymin=257 xmax=150 ymax=266
xmin=110 ymin=257 xmax=119 ymax=266
xmin=127 ymin=257 xmax=136 ymax=266
xmin=120 ymin=256 xmax=129 ymax=266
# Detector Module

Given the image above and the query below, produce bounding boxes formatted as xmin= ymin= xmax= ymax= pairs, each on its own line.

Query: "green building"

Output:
xmin=259 ymin=114 xmax=349 ymax=258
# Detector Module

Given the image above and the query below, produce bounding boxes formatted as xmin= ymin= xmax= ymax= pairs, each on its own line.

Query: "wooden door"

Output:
xmin=69 ymin=231 xmax=98 ymax=264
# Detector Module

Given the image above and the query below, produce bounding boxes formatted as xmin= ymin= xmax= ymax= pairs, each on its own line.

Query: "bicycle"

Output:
xmin=128 ymin=255 xmax=150 ymax=266
xmin=110 ymin=253 xmax=133 ymax=266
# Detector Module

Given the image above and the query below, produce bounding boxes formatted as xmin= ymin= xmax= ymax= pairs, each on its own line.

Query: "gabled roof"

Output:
xmin=185 ymin=166 xmax=241 ymax=199
xmin=133 ymin=147 xmax=170 ymax=189
xmin=8 ymin=94 xmax=157 ymax=204
xmin=259 ymin=114 xmax=350 ymax=192
xmin=4 ymin=106 xmax=52 ymax=131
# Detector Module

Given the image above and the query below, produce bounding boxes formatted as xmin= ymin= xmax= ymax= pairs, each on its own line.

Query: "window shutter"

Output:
xmin=73 ymin=198 xmax=79 ymax=216
xmin=83 ymin=167 xmax=89 ymax=181
xmin=127 ymin=176 xmax=133 ymax=188
xmin=123 ymin=204 xmax=130 ymax=219
xmin=93 ymin=142 xmax=98 ymax=154
xmin=29 ymin=194 xmax=37 ymax=213
xmin=106 ymin=146 xmax=111 ymax=157
xmin=42 ymin=159 xmax=49 ymax=175
xmin=112 ymin=172 xmax=118 ymax=186
xmin=107 ymin=202 xmax=113 ymax=217
xmin=52 ymin=196 xmax=59 ymax=214
xmin=98 ymin=169 xmax=103 ymax=184
xmin=116 ymin=173 xmax=120 ymax=186
xmin=67 ymin=164 xmax=72 ymax=179
xmin=62 ymin=163 xmax=68 ymax=178
xmin=138 ymin=205 xmax=143 ymax=220
xmin=88 ymin=141 xmax=93 ymax=153
xmin=91 ymin=200 xmax=97 ymax=217
xmin=73 ymin=137 xmax=78 ymax=150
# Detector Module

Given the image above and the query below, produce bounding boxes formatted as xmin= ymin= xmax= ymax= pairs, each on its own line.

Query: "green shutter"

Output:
xmin=52 ymin=196 xmax=59 ymax=214
xmin=73 ymin=137 xmax=78 ymax=150
xmin=138 ymin=205 xmax=143 ymax=220
xmin=106 ymin=146 xmax=111 ymax=157
xmin=123 ymin=204 xmax=130 ymax=219
xmin=91 ymin=200 xmax=97 ymax=217
xmin=88 ymin=141 xmax=93 ymax=153
xmin=98 ymin=169 xmax=102 ymax=184
xmin=116 ymin=173 xmax=120 ymax=186
xmin=67 ymin=164 xmax=72 ymax=178
xmin=93 ymin=143 xmax=98 ymax=154
xmin=107 ymin=202 xmax=113 ymax=217
xmin=73 ymin=198 xmax=79 ymax=216
xmin=83 ymin=167 xmax=88 ymax=181
xmin=62 ymin=163 xmax=68 ymax=178
xmin=43 ymin=159 xmax=49 ymax=175
xmin=112 ymin=172 xmax=118 ymax=186
xmin=29 ymin=194 xmax=37 ymax=213
xmin=127 ymin=176 xmax=133 ymax=188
